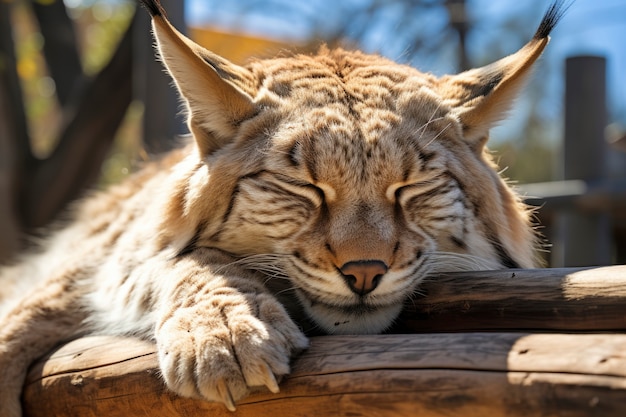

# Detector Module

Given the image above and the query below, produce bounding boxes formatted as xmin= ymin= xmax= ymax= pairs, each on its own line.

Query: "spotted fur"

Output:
xmin=0 ymin=0 xmax=568 ymax=414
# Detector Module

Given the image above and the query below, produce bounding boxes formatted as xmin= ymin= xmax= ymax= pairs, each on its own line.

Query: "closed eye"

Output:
xmin=270 ymin=173 xmax=329 ymax=206
xmin=386 ymin=179 xmax=441 ymax=204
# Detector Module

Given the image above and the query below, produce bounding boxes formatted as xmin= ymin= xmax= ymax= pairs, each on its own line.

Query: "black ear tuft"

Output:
xmin=471 ymin=72 xmax=504 ymax=100
xmin=137 ymin=0 xmax=164 ymax=17
xmin=534 ymin=0 xmax=574 ymax=40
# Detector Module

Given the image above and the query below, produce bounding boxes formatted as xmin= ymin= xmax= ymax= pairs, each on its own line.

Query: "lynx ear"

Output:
xmin=438 ymin=0 xmax=570 ymax=150
xmin=139 ymin=0 xmax=257 ymax=156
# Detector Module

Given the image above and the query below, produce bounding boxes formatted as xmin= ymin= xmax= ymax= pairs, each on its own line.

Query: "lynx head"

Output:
xmin=140 ymin=0 xmax=567 ymax=334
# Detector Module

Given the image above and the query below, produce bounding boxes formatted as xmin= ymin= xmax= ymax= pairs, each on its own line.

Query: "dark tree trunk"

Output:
xmin=0 ymin=3 xmax=137 ymax=262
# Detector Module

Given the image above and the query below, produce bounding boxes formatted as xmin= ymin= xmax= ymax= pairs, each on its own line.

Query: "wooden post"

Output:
xmin=134 ymin=0 xmax=188 ymax=154
xmin=552 ymin=56 xmax=611 ymax=267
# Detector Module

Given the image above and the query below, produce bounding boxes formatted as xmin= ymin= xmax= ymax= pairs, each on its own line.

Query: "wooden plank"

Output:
xmin=23 ymin=333 xmax=626 ymax=417
xmin=395 ymin=266 xmax=626 ymax=332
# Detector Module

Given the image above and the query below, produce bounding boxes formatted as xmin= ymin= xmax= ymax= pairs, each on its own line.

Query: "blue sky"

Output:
xmin=186 ymin=0 xmax=626 ymax=144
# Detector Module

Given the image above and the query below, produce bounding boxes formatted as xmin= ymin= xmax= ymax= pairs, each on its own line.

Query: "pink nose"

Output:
xmin=340 ymin=260 xmax=388 ymax=296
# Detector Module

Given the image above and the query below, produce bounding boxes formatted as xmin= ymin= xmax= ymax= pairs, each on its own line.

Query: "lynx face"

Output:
xmin=199 ymin=55 xmax=506 ymax=333
xmin=146 ymin=34 xmax=556 ymax=334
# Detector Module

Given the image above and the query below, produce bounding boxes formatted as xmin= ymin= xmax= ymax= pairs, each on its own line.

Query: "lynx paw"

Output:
xmin=156 ymin=291 xmax=308 ymax=411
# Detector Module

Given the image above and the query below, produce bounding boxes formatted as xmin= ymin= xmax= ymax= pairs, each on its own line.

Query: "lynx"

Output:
xmin=0 ymin=0 xmax=568 ymax=414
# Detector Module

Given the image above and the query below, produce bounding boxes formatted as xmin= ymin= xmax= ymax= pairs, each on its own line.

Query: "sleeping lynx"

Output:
xmin=0 ymin=0 xmax=568 ymax=414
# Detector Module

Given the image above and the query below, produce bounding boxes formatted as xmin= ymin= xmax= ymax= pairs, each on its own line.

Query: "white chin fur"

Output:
xmin=304 ymin=302 xmax=403 ymax=335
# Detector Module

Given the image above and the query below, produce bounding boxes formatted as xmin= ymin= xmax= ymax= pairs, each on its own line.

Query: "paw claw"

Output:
xmin=217 ymin=379 xmax=237 ymax=412
xmin=262 ymin=364 xmax=280 ymax=394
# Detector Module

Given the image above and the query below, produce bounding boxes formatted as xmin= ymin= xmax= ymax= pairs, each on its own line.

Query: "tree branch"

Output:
xmin=28 ymin=0 xmax=84 ymax=107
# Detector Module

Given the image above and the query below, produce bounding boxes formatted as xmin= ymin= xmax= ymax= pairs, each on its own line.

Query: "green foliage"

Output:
xmin=12 ymin=1 xmax=58 ymax=156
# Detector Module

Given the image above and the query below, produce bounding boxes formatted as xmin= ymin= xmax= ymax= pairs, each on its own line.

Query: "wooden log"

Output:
xmin=395 ymin=266 xmax=626 ymax=332
xmin=23 ymin=333 xmax=626 ymax=417
xmin=21 ymin=266 xmax=626 ymax=416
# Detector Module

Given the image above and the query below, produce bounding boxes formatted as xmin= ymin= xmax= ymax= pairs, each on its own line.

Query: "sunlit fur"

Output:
xmin=0 ymin=0 xmax=568 ymax=415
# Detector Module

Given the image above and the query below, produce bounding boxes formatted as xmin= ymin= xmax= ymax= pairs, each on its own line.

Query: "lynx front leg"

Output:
xmin=155 ymin=251 xmax=309 ymax=411
xmin=0 ymin=273 xmax=86 ymax=417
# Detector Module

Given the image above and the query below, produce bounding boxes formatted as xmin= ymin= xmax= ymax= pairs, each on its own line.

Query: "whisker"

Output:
xmin=273 ymin=285 xmax=300 ymax=297
xmin=415 ymin=102 xmax=445 ymax=140
xmin=214 ymin=253 xmax=291 ymax=277
xmin=424 ymin=251 xmax=501 ymax=273
xmin=423 ymin=122 xmax=452 ymax=149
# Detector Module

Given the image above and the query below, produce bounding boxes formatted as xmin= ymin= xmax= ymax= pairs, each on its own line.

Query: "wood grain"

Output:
xmin=395 ymin=266 xmax=626 ymax=332
xmin=23 ymin=333 xmax=626 ymax=417
xmin=21 ymin=266 xmax=626 ymax=416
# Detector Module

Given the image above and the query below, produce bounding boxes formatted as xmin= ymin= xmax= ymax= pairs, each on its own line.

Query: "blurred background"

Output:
xmin=1 ymin=0 xmax=625 ymax=267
